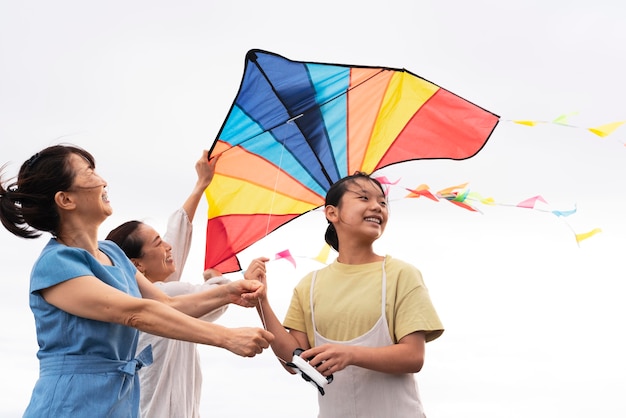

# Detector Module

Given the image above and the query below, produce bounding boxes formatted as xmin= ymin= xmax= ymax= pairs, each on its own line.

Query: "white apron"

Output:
xmin=311 ymin=258 xmax=426 ymax=418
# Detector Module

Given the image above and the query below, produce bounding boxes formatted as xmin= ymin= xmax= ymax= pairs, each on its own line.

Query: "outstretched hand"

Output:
xmin=196 ymin=150 xmax=218 ymax=189
xmin=183 ymin=150 xmax=220 ymax=224
xmin=225 ymin=327 xmax=274 ymax=357
xmin=243 ymin=257 xmax=269 ymax=282
xmin=227 ymin=279 xmax=265 ymax=308
xmin=242 ymin=257 xmax=269 ymax=304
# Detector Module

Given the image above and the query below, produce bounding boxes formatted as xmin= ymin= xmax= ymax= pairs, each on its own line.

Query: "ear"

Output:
xmin=54 ymin=191 xmax=76 ymax=211
xmin=325 ymin=205 xmax=339 ymax=223
xmin=130 ymin=258 xmax=144 ymax=273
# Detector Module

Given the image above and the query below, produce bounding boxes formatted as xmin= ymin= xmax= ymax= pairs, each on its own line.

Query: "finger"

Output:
xmin=262 ymin=330 xmax=274 ymax=344
xmin=243 ymin=279 xmax=261 ymax=290
xmin=300 ymin=347 xmax=319 ymax=359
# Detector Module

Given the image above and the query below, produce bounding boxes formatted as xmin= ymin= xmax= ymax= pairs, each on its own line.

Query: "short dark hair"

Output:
xmin=324 ymin=172 xmax=385 ymax=252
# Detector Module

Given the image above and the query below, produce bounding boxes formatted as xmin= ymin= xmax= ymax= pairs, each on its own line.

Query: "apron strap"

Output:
xmin=310 ymin=258 xmax=388 ymax=332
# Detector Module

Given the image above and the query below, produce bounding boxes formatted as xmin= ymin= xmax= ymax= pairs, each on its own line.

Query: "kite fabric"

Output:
xmin=205 ymin=49 xmax=500 ymax=273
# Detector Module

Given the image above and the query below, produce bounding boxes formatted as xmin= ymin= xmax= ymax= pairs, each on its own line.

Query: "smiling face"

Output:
xmin=327 ymin=177 xmax=389 ymax=246
xmin=130 ymin=223 xmax=176 ymax=282
xmin=65 ymin=152 xmax=112 ymax=220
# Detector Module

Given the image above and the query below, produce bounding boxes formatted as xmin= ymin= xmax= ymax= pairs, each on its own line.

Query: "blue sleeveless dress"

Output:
xmin=23 ymin=239 xmax=152 ymax=418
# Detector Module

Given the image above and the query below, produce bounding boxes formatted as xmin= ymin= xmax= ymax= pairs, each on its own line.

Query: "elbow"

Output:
xmin=404 ymin=353 xmax=424 ymax=374
xmin=409 ymin=359 xmax=424 ymax=374
xmin=120 ymin=299 xmax=158 ymax=331
xmin=125 ymin=312 xmax=145 ymax=329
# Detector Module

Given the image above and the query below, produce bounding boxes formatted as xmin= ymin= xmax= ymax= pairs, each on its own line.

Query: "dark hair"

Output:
xmin=106 ymin=221 xmax=145 ymax=259
xmin=324 ymin=172 xmax=385 ymax=252
xmin=0 ymin=145 xmax=95 ymax=238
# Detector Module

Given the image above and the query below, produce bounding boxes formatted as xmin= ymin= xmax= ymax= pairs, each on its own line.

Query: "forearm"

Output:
xmin=183 ymin=149 xmax=216 ymax=222
xmin=181 ymin=182 xmax=206 ymax=223
xmin=165 ymin=285 xmax=232 ymax=318
xmin=349 ymin=343 xmax=424 ymax=374
xmin=256 ymin=299 xmax=300 ymax=364
xmin=123 ymin=297 xmax=230 ymax=348
xmin=42 ymin=275 xmax=270 ymax=358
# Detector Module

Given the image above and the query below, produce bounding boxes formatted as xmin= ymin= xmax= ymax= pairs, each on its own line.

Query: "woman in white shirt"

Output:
xmin=107 ymin=150 xmax=268 ymax=418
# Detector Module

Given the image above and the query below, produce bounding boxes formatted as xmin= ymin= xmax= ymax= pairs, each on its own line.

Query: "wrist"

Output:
xmin=223 ymin=283 xmax=234 ymax=303
xmin=211 ymin=323 xmax=230 ymax=349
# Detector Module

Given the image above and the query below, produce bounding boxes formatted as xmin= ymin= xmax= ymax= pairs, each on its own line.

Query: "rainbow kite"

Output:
xmin=205 ymin=49 xmax=499 ymax=272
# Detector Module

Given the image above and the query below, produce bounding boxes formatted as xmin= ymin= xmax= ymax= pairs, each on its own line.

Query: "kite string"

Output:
xmin=258 ymin=137 xmax=292 ymax=366
xmin=258 ymin=298 xmax=268 ymax=329
xmin=264 ymin=137 xmax=288 ymax=237
xmin=258 ymin=298 xmax=290 ymax=366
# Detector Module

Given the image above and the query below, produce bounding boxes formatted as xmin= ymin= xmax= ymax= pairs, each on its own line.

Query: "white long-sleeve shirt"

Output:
xmin=138 ymin=208 xmax=230 ymax=418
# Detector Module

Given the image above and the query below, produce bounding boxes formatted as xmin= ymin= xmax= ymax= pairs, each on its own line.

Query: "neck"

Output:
xmin=336 ymin=246 xmax=382 ymax=265
xmin=56 ymin=227 xmax=100 ymax=256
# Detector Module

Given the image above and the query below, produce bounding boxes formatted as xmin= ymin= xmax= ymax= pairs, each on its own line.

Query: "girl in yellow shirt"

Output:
xmin=255 ymin=172 xmax=444 ymax=418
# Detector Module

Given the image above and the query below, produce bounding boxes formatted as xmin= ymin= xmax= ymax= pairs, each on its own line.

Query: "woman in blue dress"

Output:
xmin=0 ymin=145 xmax=274 ymax=417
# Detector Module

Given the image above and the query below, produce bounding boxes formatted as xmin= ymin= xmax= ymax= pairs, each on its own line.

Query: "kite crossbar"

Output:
xmin=287 ymin=113 xmax=304 ymax=124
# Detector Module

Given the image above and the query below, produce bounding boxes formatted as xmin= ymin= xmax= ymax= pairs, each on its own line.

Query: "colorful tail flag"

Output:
xmin=516 ymin=195 xmax=548 ymax=209
xmin=575 ymin=228 xmax=602 ymax=243
xmin=275 ymin=249 xmax=296 ymax=268
xmin=405 ymin=184 xmax=438 ymax=201
xmin=267 ymin=245 xmax=334 ymax=270
xmin=510 ymin=113 xmax=625 ymax=141
xmin=263 ymin=180 xmax=601 ymax=272
xmin=587 ymin=122 xmax=625 ymax=138
xmin=401 ymin=182 xmax=600 ymax=244
xmin=314 ymin=244 xmax=331 ymax=264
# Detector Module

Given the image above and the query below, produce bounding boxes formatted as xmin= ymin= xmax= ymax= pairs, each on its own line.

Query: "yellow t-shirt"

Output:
xmin=283 ymin=255 xmax=444 ymax=349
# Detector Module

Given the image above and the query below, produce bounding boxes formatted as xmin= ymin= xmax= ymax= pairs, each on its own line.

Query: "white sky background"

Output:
xmin=1 ymin=1 xmax=625 ymax=417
